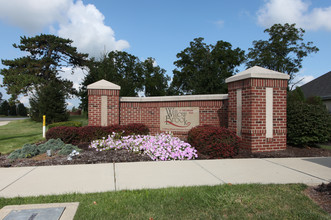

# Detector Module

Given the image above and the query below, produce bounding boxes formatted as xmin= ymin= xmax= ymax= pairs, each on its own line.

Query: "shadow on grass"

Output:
xmin=0 ymin=133 xmax=41 ymax=141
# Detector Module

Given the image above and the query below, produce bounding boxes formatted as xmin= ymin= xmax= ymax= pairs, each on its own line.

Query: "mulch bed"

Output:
xmin=1 ymin=144 xmax=330 ymax=168
xmin=0 ymin=143 xmax=330 ymax=215
xmin=305 ymin=183 xmax=331 ymax=215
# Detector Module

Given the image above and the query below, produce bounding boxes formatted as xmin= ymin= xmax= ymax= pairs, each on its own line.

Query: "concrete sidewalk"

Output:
xmin=0 ymin=121 xmax=10 ymax=126
xmin=0 ymin=157 xmax=330 ymax=198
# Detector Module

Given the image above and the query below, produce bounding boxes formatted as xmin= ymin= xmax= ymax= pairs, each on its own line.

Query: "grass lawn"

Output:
xmin=0 ymin=116 xmax=88 ymax=154
xmin=0 ymin=184 xmax=329 ymax=219
xmin=0 ymin=119 xmax=44 ymax=154
xmin=69 ymin=115 xmax=88 ymax=126
xmin=318 ymin=144 xmax=331 ymax=150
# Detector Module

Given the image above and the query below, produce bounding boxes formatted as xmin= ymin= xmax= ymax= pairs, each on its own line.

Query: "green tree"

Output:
xmin=80 ymin=51 xmax=169 ymax=111
xmin=30 ymin=81 xmax=68 ymax=123
xmin=9 ymin=104 xmax=17 ymax=116
xmin=0 ymin=100 xmax=10 ymax=116
xmin=287 ymin=87 xmax=305 ymax=104
xmin=17 ymin=103 xmax=28 ymax=116
xmin=80 ymin=51 xmax=143 ymax=110
xmin=1 ymin=34 xmax=88 ymax=101
xmin=247 ymin=23 xmax=319 ymax=85
xmin=71 ymin=106 xmax=78 ymax=112
xmin=169 ymin=37 xmax=245 ymax=95
xmin=142 ymin=58 xmax=170 ymax=96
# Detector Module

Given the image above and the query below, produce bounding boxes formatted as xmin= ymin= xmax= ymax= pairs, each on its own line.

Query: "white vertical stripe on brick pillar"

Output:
xmin=236 ymin=89 xmax=242 ymax=137
xmin=266 ymin=87 xmax=273 ymax=138
xmin=101 ymin=95 xmax=108 ymax=126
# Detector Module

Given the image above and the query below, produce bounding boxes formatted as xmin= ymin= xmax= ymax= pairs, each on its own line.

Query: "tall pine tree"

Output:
xmin=1 ymin=34 xmax=87 ymax=122
xmin=30 ymin=81 xmax=68 ymax=123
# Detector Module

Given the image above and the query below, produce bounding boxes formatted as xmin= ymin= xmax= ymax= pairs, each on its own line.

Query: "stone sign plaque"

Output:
xmin=4 ymin=207 xmax=65 ymax=220
xmin=160 ymin=107 xmax=199 ymax=132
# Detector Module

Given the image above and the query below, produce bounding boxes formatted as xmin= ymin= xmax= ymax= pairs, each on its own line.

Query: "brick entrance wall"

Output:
xmin=87 ymin=66 xmax=289 ymax=152
xmin=119 ymin=98 xmax=228 ymax=138
xmin=227 ymin=79 xmax=287 ymax=152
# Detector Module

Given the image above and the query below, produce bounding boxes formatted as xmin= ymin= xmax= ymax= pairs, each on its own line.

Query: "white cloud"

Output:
xmin=0 ymin=0 xmax=71 ymax=33
xmin=66 ymin=101 xmax=73 ymax=108
xmin=153 ymin=60 xmax=158 ymax=67
xmin=290 ymin=74 xmax=315 ymax=89
xmin=19 ymin=95 xmax=31 ymax=107
xmin=57 ymin=0 xmax=129 ymax=58
xmin=0 ymin=0 xmax=129 ymax=58
xmin=215 ymin=20 xmax=225 ymax=28
xmin=59 ymin=67 xmax=87 ymax=91
xmin=257 ymin=0 xmax=331 ymax=31
xmin=0 ymin=0 xmax=129 ymax=104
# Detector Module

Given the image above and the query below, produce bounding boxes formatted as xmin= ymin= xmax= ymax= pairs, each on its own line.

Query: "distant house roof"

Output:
xmin=300 ymin=71 xmax=331 ymax=100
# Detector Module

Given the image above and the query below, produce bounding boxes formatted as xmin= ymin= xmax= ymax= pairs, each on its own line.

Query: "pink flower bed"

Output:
xmin=89 ymin=133 xmax=198 ymax=161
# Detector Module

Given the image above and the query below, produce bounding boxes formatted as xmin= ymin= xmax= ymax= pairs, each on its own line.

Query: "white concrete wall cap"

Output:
xmin=120 ymin=94 xmax=228 ymax=102
xmin=225 ymin=66 xmax=290 ymax=83
xmin=87 ymin=79 xmax=121 ymax=90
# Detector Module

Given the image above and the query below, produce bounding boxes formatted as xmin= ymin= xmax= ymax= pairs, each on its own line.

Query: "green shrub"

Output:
xmin=287 ymin=87 xmax=305 ymax=104
xmin=8 ymin=144 xmax=39 ymax=159
xmin=48 ymin=121 xmax=82 ymax=129
xmin=7 ymin=139 xmax=81 ymax=159
xmin=58 ymin=144 xmax=81 ymax=155
xmin=38 ymin=138 xmax=66 ymax=153
xmin=287 ymin=101 xmax=331 ymax=146
xmin=306 ymin=96 xmax=324 ymax=106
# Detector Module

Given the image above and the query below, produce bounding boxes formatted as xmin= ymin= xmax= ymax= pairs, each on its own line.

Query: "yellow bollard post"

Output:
xmin=43 ymin=115 xmax=46 ymax=138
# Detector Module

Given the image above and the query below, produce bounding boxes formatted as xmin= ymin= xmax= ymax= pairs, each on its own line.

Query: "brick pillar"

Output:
xmin=226 ymin=66 xmax=289 ymax=152
xmin=87 ymin=80 xmax=121 ymax=126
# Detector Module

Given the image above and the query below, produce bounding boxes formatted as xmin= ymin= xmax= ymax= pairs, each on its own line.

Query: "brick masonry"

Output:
xmin=227 ymin=78 xmax=288 ymax=152
xmin=119 ymin=100 xmax=228 ymax=139
xmin=87 ymin=66 xmax=289 ymax=152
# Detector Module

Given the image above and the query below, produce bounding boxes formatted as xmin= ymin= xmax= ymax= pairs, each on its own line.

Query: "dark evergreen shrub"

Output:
xmin=287 ymin=101 xmax=331 ymax=146
xmin=287 ymin=87 xmax=331 ymax=146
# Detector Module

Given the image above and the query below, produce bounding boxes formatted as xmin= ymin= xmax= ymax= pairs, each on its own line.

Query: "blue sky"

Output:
xmin=0 ymin=0 xmax=330 ymax=108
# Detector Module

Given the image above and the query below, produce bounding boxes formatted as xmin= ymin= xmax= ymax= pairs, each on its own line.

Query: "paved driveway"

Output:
xmin=0 ymin=117 xmax=28 ymax=121
xmin=0 ymin=117 xmax=28 ymax=126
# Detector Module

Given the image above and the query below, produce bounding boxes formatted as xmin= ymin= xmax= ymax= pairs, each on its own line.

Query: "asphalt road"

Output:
xmin=0 ymin=117 xmax=28 ymax=121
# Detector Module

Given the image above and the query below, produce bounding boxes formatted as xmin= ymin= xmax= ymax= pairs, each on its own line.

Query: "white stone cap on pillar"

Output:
xmin=225 ymin=66 xmax=290 ymax=83
xmin=87 ymin=79 xmax=121 ymax=90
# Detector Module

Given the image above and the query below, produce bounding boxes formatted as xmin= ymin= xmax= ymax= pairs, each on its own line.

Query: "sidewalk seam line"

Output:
xmin=113 ymin=162 xmax=117 ymax=191
xmin=263 ymin=159 xmax=329 ymax=182
xmin=0 ymin=167 xmax=38 ymax=193
xmin=193 ymin=161 xmax=226 ymax=184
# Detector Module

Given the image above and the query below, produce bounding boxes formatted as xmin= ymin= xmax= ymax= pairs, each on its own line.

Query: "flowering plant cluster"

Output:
xmin=89 ymin=133 xmax=198 ymax=161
